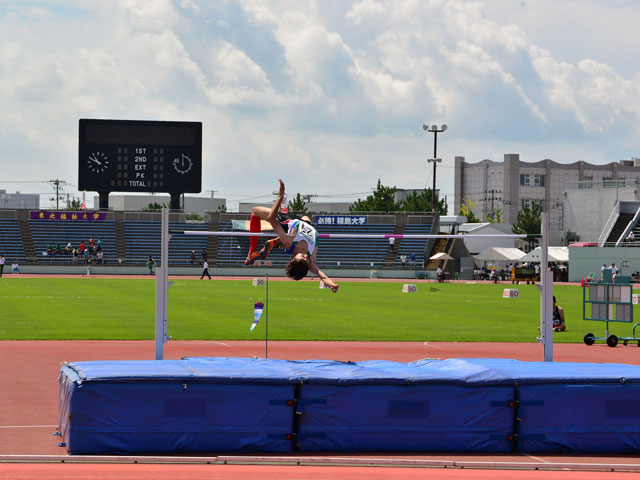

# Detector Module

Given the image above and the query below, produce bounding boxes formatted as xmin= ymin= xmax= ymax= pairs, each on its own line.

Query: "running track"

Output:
xmin=2 ymin=339 xmax=640 ymax=479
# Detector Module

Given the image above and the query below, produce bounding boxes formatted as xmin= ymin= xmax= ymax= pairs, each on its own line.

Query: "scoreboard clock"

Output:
xmin=78 ymin=119 xmax=202 ymax=193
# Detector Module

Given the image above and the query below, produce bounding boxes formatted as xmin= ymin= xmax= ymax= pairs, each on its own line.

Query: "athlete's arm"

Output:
xmin=308 ymin=249 xmax=339 ymax=293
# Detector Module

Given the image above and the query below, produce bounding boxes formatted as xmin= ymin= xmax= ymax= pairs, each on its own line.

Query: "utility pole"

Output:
xmin=48 ymin=179 xmax=67 ymax=210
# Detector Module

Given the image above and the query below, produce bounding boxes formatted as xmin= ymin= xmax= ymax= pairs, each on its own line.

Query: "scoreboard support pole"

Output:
xmin=155 ymin=208 xmax=170 ymax=360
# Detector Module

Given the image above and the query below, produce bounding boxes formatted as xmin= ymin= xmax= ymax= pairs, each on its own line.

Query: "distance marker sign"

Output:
xmin=78 ymin=119 xmax=202 ymax=193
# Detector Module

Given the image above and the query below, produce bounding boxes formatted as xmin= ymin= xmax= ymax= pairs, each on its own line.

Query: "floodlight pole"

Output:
xmin=423 ymin=124 xmax=447 ymax=213
xmin=155 ymin=208 xmax=170 ymax=360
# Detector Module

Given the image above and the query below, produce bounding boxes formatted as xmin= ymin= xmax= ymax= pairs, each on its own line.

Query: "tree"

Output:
xmin=485 ymin=206 xmax=504 ymax=223
xmin=459 ymin=196 xmax=481 ymax=223
xmin=512 ymin=204 xmax=542 ymax=250
xmin=398 ymin=189 xmax=448 ymax=215
xmin=142 ymin=202 xmax=167 ymax=212
xmin=288 ymin=193 xmax=307 ymax=212
xmin=350 ymin=179 xmax=400 ymax=213
xmin=217 ymin=204 xmax=227 ymax=212
xmin=65 ymin=198 xmax=83 ymax=210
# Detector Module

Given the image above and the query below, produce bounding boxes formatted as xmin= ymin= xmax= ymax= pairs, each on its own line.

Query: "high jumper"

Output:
xmin=245 ymin=179 xmax=339 ymax=293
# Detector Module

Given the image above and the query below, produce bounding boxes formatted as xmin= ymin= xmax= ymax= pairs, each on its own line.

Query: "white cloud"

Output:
xmin=0 ymin=0 xmax=638 ymax=212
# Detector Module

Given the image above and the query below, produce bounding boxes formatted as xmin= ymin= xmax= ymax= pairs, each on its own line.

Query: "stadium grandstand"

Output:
xmin=0 ymin=209 xmax=442 ymax=274
xmin=4 ymin=193 xmax=640 ymax=282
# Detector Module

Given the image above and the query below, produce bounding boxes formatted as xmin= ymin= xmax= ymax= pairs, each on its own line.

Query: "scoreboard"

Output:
xmin=78 ymin=119 xmax=202 ymax=193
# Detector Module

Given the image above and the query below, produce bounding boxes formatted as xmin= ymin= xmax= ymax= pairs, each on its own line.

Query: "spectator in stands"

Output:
xmin=65 ymin=242 xmax=72 ymax=254
xmin=244 ymin=179 xmax=339 ymax=292
xmin=146 ymin=255 xmax=156 ymax=275
xmin=83 ymin=249 xmax=90 ymax=264
xmin=400 ymin=254 xmax=407 ymax=268
xmin=46 ymin=244 xmax=53 ymax=256
xmin=0 ymin=253 xmax=5 ymax=277
xmin=96 ymin=250 xmax=104 ymax=264
xmin=611 ymin=263 xmax=618 ymax=279
xmin=410 ymin=251 xmax=416 ymax=267
xmin=190 ymin=250 xmax=196 ymax=264
xmin=96 ymin=238 xmax=102 ymax=252
xmin=79 ymin=241 xmax=85 ymax=255
xmin=388 ymin=236 xmax=395 ymax=252
xmin=627 ymin=231 xmax=635 ymax=243
xmin=553 ymin=296 xmax=566 ymax=332
xmin=11 ymin=260 xmax=19 ymax=275
xmin=201 ymin=248 xmax=208 ymax=264
xmin=601 ymin=263 xmax=607 ymax=281
xmin=200 ymin=260 xmax=211 ymax=279
xmin=72 ymin=248 xmax=79 ymax=264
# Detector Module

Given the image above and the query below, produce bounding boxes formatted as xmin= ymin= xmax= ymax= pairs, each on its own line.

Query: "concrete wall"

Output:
xmin=564 ymin=187 xmax=639 ymax=243
xmin=14 ymin=264 xmax=424 ymax=279
xmin=568 ymin=246 xmax=640 ymax=282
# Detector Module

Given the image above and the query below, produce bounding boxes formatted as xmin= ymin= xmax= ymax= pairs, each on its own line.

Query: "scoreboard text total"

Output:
xmin=78 ymin=119 xmax=202 ymax=193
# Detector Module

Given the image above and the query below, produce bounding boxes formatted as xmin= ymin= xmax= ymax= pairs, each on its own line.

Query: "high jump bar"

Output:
xmin=171 ymin=230 xmax=528 ymax=240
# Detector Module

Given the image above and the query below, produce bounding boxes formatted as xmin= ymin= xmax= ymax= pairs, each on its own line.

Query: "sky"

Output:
xmin=1 ymin=0 xmax=639 ymax=212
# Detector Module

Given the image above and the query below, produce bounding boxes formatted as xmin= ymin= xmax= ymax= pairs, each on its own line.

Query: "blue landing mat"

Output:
xmin=58 ymin=358 xmax=640 ymax=455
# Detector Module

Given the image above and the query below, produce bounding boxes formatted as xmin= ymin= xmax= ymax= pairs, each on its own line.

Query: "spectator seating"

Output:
xmin=315 ymin=223 xmax=395 ymax=267
xmin=123 ymin=221 xmax=208 ymax=265
xmin=0 ymin=219 xmax=27 ymax=263
xmin=396 ymin=223 xmax=433 ymax=266
xmin=30 ymin=219 xmax=117 ymax=263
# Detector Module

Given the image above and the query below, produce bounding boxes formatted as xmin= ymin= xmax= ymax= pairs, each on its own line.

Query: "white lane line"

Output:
xmin=521 ymin=452 xmax=553 ymax=463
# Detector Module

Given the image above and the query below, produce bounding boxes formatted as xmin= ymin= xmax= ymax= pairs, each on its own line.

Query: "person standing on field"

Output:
xmin=146 ymin=255 xmax=156 ymax=275
xmin=200 ymin=260 xmax=211 ymax=279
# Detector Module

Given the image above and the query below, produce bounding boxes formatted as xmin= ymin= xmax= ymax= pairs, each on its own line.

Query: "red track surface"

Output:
xmin=2 ymin=339 xmax=640 ymax=479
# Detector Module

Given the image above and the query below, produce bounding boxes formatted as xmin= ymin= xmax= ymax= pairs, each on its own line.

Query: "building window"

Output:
xmin=520 ymin=173 xmax=544 ymax=187
xmin=521 ymin=199 xmax=544 ymax=210
xmin=583 ymin=176 xmax=593 ymax=189
xmin=603 ymin=177 xmax=614 ymax=188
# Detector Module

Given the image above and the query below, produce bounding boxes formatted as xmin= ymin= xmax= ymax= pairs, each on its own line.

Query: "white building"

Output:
xmin=459 ymin=223 xmax=515 ymax=255
xmin=454 ymin=154 xmax=640 ymax=245
xmin=0 ymin=190 xmax=39 ymax=209
xmin=93 ymin=194 xmax=225 ymax=212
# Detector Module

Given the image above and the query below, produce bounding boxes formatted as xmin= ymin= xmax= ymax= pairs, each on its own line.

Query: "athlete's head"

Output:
xmin=285 ymin=253 xmax=309 ymax=280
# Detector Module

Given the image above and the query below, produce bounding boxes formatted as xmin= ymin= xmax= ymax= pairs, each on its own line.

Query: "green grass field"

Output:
xmin=0 ymin=277 xmax=636 ymax=342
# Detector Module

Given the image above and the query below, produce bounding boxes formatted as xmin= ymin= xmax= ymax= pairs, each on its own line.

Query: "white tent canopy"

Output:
xmin=474 ymin=247 xmax=526 ymax=264
xmin=519 ymin=246 xmax=569 ymax=263
xmin=430 ymin=252 xmax=454 ymax=261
